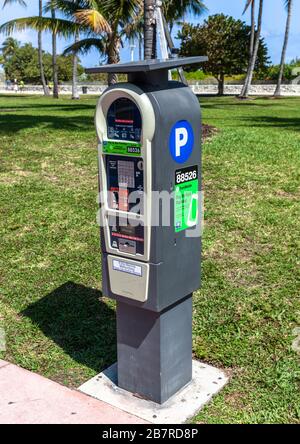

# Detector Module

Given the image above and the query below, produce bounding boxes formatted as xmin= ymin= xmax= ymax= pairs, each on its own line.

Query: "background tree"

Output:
xmin=262 ymin=63 xmax=294 ymax=82
xmin=0 ymin=36 xmax=19 ymax=61
xmin=2 ymin=0 xmax=26 ymax=81
xmin=63 ymin=0 xmax=141 ymax=85
xmin=2 ymin=0 xmax=26 ymax=8
xmin=163 ymin=0 xmax=206 ymax=33
xmin=178 ymin=14 xmax=269 ymax=95
xmin=239 ymin=0 xmax=264 ymax=98
xmin=0 ymin=0 xmax=82 ymax=96
xmin=44 ymin=0 xmax=86 ymax=99
xmin=123 ymin=6 xmax=144 ymax=60
xmin=2 ymin=41 xmax=84 ymax=83
xmin=290 ymin=57 xmax=300 ymax=66
xmin=56 ymin=51 xmax=84 ymax=81
xmin=274 ymin=0 xmax=293 ymax=97
xmin=1 ymin=0 xmax=66 ymax=98
xmin=3 ymin=0 xmax=50 ymax=95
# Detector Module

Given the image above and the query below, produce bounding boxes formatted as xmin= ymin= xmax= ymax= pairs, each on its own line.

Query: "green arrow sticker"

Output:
xmin=174 ymin=166 xmax=199 ymax=232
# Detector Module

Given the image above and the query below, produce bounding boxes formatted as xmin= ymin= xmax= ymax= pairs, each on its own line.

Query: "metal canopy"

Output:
xmin=85 ymin=57 xmax=208 ymax=74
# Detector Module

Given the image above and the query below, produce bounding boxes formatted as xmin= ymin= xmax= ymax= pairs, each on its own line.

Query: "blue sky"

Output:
xmin=0 ymin=0 xmax=299 ymax=67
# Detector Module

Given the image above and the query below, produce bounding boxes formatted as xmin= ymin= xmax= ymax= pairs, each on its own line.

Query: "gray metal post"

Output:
xmin=117 ymin=295 xmax=192 ymax=404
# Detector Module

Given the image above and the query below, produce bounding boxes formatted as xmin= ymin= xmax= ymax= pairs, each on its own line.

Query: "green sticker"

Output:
xmin=103 ymin=141 xmax=141 ymax=156
xmin=175 ymin=166 xmax=199 ymax=232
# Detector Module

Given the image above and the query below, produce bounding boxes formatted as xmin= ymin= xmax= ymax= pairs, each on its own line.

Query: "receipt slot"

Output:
xmin=87 ymin=57 xmax=207 ymax=404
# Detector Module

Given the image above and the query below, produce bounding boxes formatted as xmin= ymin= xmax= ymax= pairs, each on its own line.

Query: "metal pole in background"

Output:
xmin=155 ymin=0 xmax=188 ymax=85
xmin=155 ymin=1 xmax=169 ymax=60
xmin=130 ymin=43 xmax=136 ymax=62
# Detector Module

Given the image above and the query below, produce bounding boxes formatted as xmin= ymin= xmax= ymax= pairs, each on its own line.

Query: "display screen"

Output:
xmin=115 ymin=100 xmax=134 ymax=123
xmin=107 ymin=98 xmax=142 ymax=142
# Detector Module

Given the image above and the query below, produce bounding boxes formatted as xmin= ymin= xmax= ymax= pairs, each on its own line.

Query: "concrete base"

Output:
xmin=79 ymin=360 xmax=228 ymax=424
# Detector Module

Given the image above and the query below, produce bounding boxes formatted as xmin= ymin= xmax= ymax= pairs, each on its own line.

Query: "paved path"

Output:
xmin=0 ymin=360 xmax=147 ymax=424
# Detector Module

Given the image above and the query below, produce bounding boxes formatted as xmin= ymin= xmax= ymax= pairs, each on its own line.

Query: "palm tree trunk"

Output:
xmin=38 ymin=0 xmax=49 ymax=96
xmin=144 ymin=0 xmax=156 ymax=59
xmin=217 ymin=74 xmax=225 ymax=96
xmin=243 ymin=0 xmax=255 ymax=92
xmin=250 ymin=0 xmax=255 ymax=57
xmin=240 ymin=0 xmax=264 ymax=98
xmin=51 ymin=6 xmax=59 ymax=99
xmin=274 ymin=0 xmax=293 ymax=97
xmin=107 ymin=35 xmax=120 ymax=86
xmin=72 ymin=30 xmax=79 ymax=100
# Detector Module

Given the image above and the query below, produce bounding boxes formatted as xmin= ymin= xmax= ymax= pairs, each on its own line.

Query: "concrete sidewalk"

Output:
xmin=0 ymin=360 xmax=147 ymax=424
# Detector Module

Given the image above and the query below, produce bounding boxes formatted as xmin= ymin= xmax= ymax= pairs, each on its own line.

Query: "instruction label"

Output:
xmin=175 ymin=165 xmax=199 ymax=232
xmin=113 ymin=259 xmax=142 ymax=277
xmin=103 ymin=141 xmax=141 ymax=156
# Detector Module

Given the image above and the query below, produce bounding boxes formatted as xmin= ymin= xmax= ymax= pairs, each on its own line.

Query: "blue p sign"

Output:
xmin=169 ymin=120 xmax=194 ymax=164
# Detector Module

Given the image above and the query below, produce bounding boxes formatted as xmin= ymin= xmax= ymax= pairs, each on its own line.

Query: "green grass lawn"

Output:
xmin=0 ymin=94 xmax=299 ymax=424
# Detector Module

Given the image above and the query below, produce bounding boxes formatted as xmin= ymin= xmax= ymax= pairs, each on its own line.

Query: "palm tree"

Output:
xmin=274 ymin=0 xmax=293 ymax=97
xmin=45 ymin=0 xmax=86 ymax=99
xmin=63 ymin=0 xmax=142 ymax=85
xmin=243 ymin=0 xmax=255 ymax=60
xmin=50 ymin=3 xmax=59 ymax=98
xmin=99 ymin=0 xmax=142 ymax=80
xmin=0 ymin=1 xmax=82 ymax=97
xmin=123 ymin=7 xmax=144 ymax=60
xmin=144 ymin=0 xmax=156 ymax=59
xmin=239 ymin=0 xmax=255 ymax=99
xmin=3 ymin=0 xmax=50 ymax=95
xmin=2 ymin=0 xmax=26 ymax=8
xmin=239 ymin=0 xmax=264 ymax=98
xmin=2 ymin=1 xmax=26 ymax=62
xmin=163 ymin=0 xmax=206 ymax=33
xmin=1 ymin=0 xmax=67 ymax=99
xmin=38 ymin=0 xmax=50 ymax=96
xmin=72 ymin=28 xmax=79 ymax=99
xmin=0 ymin=36 xmax=19 ymax=60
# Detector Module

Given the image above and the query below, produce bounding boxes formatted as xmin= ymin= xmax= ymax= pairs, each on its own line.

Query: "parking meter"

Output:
xmin=87 ymin=57 xmax=207 ymax=404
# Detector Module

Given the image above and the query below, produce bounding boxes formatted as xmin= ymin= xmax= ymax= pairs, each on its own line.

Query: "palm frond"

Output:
xmin=122 ymin=7 xmax=143 ymax=40
xmin=186 ymin=0 xmax=208 ymax=16
xmin=63 ymin=37 xmax=107 ymax=56
xmin=44 ymin=0 xmax=89 ymax=16
xmin=74 ymin=9 xmax=111 ymax=33
xmin=102 ymin=0 xmax=143 ymax=24
xmin=163 ymin=0 xmax=207 ymax=27
xmin=283 ymin=0 xmax=291 ymax=12
xmin=3 ymin=0 xmax=27 ymax=9
xmin=243 ymin=0 xmax=254 ymax=15
xmin=0 ymin=16 xmax=81 ymax=38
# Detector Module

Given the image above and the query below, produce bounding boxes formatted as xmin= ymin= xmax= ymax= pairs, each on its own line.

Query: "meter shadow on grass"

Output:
xmin=21 ymin=281 xmax=117 ymax=373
